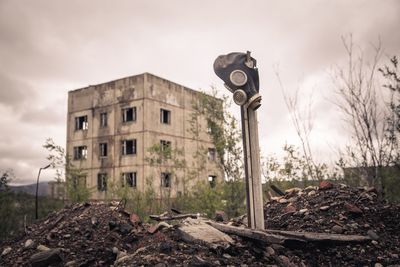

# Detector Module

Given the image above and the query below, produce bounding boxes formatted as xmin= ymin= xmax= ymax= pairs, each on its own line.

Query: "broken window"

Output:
xmin=75 ymin=115 xmax=88 ymax=131
xmin=122 ymin=107 xmax=136 ymax=122
xmin=73 ymin=146 xmax=88 ymax=160
xmin=208 ymin=148 xmax=216 ymax=161
xmin=121 ymin=172 xmax=137 ymax=188
xmin=161 ymin=172 xmax=171 ymax=188
xmin=208 ymin=175 xmax=217 ymax=188
xmin=97 ymin=173 xmax=107 ymax=191
xmin=100 ymin=112 xmax=107 ymax=127
xmin=99 ymin=143 xmax=108 ymax=157
xmin=160 ymin=108 xmax=171 ymax=124
xmin=160 ymin=140 xmax=172 ymax=159
xmin=122 ymin=139 xmax=136 ymax=155
xmin=160 ymin=140 xmax=171 ymax=151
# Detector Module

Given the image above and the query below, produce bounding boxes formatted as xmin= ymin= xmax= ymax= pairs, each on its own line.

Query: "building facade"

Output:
xmin=67 ymin=73 xmax=223 ymax=199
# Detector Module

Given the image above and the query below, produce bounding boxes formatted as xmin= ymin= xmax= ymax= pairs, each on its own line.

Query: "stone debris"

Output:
xmin=264 ymin=181 xmax=400 ymax=266
xmin=0 ymin=182 xmax=399 ymax=266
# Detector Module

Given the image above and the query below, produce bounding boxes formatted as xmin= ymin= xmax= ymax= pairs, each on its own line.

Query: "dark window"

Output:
xmin=161 ymin=172 xmax=171 ymax=188
xmin=160 ymin=140 xmax=171 ymax=151
xmin=160 ymin=140 xmax=172 ymax=159
xmin=160 ymin=109 xmax=171 ymax=124
xmin=121 ymin=172 xmax=137 ymax=188
xmin=122 ymin=107 xmax=136 ymax=122
xmin=122 ymin=139 xmax=136 ymax=155
xmin=100 ymin=112 xmax=107 ymax=127
xmin=208 ymin=175 xmax=217 ymax=188
xmin=99 ymin=143 xmax=108 ymax=157
xmin=97 ymin=173 xmax=107 ymax=191
xmin=75 ymin=116 xmax=88 ymax=130
xmin=208 ymin=148 xmax=216 ymax=161
xmin=73 ymin=146 xmax=87 ymax=160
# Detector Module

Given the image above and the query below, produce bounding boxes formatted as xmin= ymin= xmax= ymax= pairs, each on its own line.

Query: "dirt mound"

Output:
xmin=0 ymin=202 xmax=272 ymax=266
xmin=1 ymin=182 xmax=399 ymax=266
xmin=264 ymin=182 xmax=400 ymax=266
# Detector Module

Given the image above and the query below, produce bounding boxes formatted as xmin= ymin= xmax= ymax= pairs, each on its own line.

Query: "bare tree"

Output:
xmin=333 ymin=35 xmax=396 ymax=194
xmin=275 ymin=70 xmax=326 ymax=182
xmin=379 ymin=56 xmax=400 ymax=166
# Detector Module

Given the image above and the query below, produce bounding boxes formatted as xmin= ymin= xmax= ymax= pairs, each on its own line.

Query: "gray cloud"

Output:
xmin=0 ymin=73 xmax=36 ymax=107
xmin=0 ymin=0 xmax=399 ymax=184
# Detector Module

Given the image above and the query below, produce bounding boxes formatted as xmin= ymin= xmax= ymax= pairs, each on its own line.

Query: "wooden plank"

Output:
xmin=208 ymin=221 xmax=371 ymax=245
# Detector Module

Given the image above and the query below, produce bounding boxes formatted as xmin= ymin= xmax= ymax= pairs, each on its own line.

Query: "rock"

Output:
xmin=308 ymin=190 xmax=316 ymax=197
xmin=215 ymin=210 xmax=227 ymax=222
xmin=279 ymin=198 xmax=289 ymax=204
xmin=332 ymin=225 xmax=343 ymax=234
xmin=285 ymin=188 xmax=302 ymax=194
xmin=374 ymin=263 xmax=383 ymax=267
xmin=278 ymin=255 xmax=296 ymax=267
xmin=283 ymin=205 xmax=296 ymax=213
xmin=91 ymin=217 xmax=99 ymax=226
xmin=299 ymin=209 xmax=308 ymax=214
xmin=349 ymin=223 xmax=359 ymax=229
xmin=130 ymin=213 xmax=141 ymax=224
xmin=65 ymin=260 xmax=77 ymax=267
xmin=24 ymin=239 xmax=35 ymax=249
xmin=270 ymin=244 xmax=285 ymax=252
xmin=36 ymin=245 xmax=50 ymax=252
xmin=367 ymin=230 xmax=379 ymax=240
xmin=117 ymin=251 xmax=127 ymax=260
xmin=305 ymin=186 xmax=318 ymax=191
xmin=63 ymin=234 xmax=71 ymax=238
xmin=223 ymin=253 xmax=231 ymax=259
xmin=112 ymin=247 xmax=119 ymax=254
xmin=1 ymin=247 xmax=12 ymax=256
xmin=178 ymin=218 xmax=233 ymax=247
xmin=320 ymin=206 xmax=330 ymax=211
xmin=371 ymin=240 xmax=379 ymax=245
xmin=29 ymin=248 xmax=62 ymax=267
xmin=119 ymin=223 xmax=133 ymax=234
xmin=319 ymin=181 xmax=334 ymax=190
xmin=265 ymin=246 xmax=275 ymax=256
xmin=189 ymin=255 xmax=211 ymax=267
xmin=344 ymin=203 xmax=363 ymax=214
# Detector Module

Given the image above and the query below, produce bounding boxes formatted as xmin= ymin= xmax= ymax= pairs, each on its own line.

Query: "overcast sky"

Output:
xmin=1 ymin=0 xmax=399 ymax=184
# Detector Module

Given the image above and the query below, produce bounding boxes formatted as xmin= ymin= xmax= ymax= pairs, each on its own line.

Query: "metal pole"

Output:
xmin=241 ymin=96 xmax=264 ymax=229
xmin=35 ymin=168 xmax=42 ymax=220
xmin=213 ymin=51 xmax=265 ymax=230
xmin=35 ymin=164 xmax=51 ymax=220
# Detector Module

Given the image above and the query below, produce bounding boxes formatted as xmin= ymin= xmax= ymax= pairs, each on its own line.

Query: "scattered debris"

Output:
xmin=0 ymin=182 xmax=399 ymax=266
xmin=264 ymin=182 xmax=400 ymax=266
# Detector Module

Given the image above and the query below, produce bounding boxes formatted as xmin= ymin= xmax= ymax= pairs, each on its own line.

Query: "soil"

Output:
xmin=1 ymin=182 xmax=399 ymax=267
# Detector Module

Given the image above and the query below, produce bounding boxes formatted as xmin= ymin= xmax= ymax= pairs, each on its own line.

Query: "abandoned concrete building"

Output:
xmin=67 ymin=73 xmax=223 ymax=199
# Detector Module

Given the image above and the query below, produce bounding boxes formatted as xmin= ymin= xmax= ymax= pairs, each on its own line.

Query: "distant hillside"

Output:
xmin=9 ymin=182 xmax=49 ymax=196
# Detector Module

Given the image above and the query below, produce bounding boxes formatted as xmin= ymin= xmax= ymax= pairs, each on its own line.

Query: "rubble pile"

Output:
xmin=264 ymin=182 xmax=400 ymax=266
xmin=0 ymin=182 xmax=399 ymax=266
xmin=0 ymin=202 xmax=274 ymax=266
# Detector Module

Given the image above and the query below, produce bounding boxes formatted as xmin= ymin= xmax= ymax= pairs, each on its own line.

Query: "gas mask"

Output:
xmin=213 ymin=51 xmax=261 ymax=109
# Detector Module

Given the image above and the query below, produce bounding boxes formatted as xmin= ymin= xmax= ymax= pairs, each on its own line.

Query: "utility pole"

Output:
xmin=213 ymin=51 xmax=265 ymax=230
xmin=35 ymin=164 xmax=51 ymax=220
